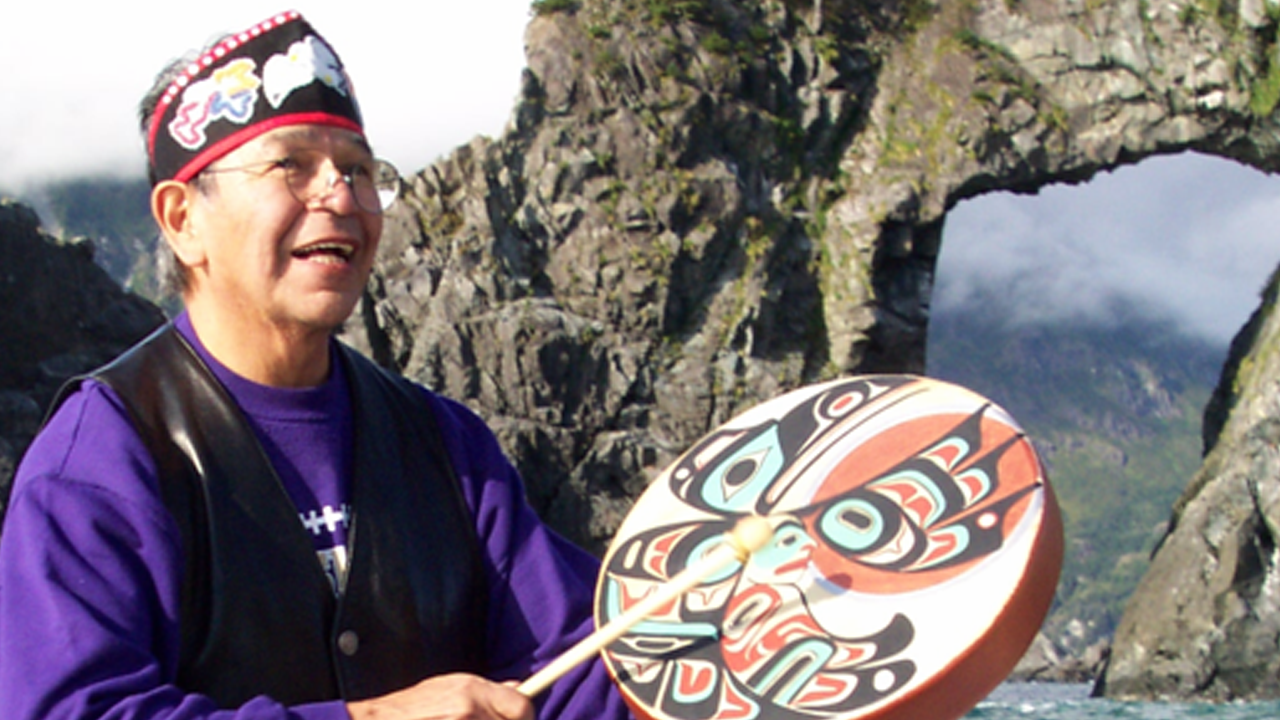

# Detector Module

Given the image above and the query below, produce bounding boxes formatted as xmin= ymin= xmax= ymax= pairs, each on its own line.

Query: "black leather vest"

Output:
xmin=66 ymin=325 xmax=489 ymax=706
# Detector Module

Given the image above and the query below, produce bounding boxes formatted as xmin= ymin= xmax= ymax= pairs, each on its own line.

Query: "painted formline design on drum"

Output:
xmin=597 ymin=375 xmax=1052 ymax=720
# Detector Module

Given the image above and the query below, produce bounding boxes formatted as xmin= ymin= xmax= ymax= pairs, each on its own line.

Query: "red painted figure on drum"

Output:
xmin=595 ymin=375 xmax=1063 ymax=720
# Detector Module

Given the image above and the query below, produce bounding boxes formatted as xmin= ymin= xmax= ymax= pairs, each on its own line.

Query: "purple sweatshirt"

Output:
xmin=0 ymin=315 xmax=632 ymax=720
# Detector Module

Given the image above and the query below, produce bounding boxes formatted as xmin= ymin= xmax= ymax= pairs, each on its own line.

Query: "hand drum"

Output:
xmin=595 ymin=375 xmax=1063 ymax=720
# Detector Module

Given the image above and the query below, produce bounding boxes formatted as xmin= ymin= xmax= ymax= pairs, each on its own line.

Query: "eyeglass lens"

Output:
xmin=288 ymin=152 xmax=400 ymax=213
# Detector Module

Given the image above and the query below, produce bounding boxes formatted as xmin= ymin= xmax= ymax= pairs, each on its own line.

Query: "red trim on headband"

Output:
xmin=172 ymin=112 xmax=365 ymax=183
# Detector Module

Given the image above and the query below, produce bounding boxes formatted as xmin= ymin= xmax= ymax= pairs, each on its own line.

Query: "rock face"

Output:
xmin=338 ymin=0 xmax=1280 ymax=697
xmin=1097 ymin=270 xmax=1280 ymax=701
xmin=0 ymin=200 xmax=165 ymax=514
xmin=346 ymin=0 xmax=1280 ymax=651
xmin=1014 ymin=632 xmax=1111 ymax=684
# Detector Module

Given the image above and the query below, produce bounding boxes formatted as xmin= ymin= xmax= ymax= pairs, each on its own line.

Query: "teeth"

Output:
xmin=295 ymin=242 xmax=354 ymax=260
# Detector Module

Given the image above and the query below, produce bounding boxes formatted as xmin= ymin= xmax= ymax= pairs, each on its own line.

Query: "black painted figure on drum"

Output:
xmin=595 ymin=375 xmax=1063 ymax=720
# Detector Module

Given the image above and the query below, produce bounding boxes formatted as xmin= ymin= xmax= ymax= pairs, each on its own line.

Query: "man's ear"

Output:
xmin=151 ymin=180 xmax=206 ymax=268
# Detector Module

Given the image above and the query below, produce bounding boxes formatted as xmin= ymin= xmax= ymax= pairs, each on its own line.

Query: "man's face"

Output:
xmin=185 ymin=124 xmax=383 ymax=336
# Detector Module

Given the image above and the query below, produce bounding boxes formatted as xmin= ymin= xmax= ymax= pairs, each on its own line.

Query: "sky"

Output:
xmin=0 ymin=1 xmax=531 ymax=188
xmin=2 ymin=1 xmax=1277 ymax=347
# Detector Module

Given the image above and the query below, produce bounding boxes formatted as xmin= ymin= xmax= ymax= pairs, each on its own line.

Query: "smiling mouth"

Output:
xmin=292 ymin=242 xmax=356 ymax=264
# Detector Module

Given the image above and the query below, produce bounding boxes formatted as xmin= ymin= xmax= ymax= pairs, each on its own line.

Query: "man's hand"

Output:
xmin=346 ymin=673 xmax=535 ymax=720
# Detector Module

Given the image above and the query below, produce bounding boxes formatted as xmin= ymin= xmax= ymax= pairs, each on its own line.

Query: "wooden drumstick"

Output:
xmin=516 ymin=515 xmax=775 ymax=698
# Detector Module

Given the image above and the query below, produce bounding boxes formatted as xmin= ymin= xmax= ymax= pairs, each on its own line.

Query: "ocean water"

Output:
xmin=964 ymin=683 xmax=1280 ymax=719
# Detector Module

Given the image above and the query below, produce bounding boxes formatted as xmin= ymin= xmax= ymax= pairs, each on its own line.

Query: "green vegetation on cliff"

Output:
xmin=928 ymin=309 xmax=1222 ymax=656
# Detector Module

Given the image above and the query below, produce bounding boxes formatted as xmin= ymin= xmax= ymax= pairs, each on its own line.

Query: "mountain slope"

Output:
xmin=20 ymin=178 xmax=165 ymax=303
xmin=926 ymin=310 xmax=1223 ymax=662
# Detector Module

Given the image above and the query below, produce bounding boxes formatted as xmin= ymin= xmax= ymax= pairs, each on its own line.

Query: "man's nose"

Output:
xmin=309 ymin=169 xmax=361 ymax=213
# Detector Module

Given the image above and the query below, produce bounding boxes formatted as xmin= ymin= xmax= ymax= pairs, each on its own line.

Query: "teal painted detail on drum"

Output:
xmin=820 ymin=498 xmax=885 ymax=552
xmin=603 ymin=579 xmax=720 ymax=637
xmin=686 ymin=534 xmax=743 ymax=584
xmin=872 ymin=469 xmax=947 ymax=526
xmin=751 ymin=638 xmax=835 ymax=705
xmin=701 ymin=426 xmax=785 ymax=513
xmin=750 ymin=522 xmax=815 ymax=573
xmin=671 ymin=662 xmax=719 ymax=704
xmin=929 ymin=437 xmax=971 ymax=469
xmin=956 ymin=467 xmax=993 ymax=503
xmin=914 ymin=526 xmax=971 ymax=569
xmin=628 ymin=617 xmax=721 ymax=638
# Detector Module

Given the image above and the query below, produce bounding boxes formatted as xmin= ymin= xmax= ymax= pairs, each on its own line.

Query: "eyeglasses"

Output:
xmin=201 ymin=150 xmax=401 ymax=214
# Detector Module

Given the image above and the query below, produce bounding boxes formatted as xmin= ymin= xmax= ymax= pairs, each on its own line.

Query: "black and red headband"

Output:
xmin=147 ymin=11 xmax=364 ymax=183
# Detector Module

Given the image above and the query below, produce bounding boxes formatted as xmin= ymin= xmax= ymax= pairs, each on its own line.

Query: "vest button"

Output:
xmin=338 ymin=630 xmax=360 ymax=656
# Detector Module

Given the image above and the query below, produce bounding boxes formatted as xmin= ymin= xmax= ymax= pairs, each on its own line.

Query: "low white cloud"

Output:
xmin=936 ymin=153 xmax=1280 ymax=344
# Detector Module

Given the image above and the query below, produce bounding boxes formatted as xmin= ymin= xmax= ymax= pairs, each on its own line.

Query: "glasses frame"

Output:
xmin=199 ymin=152 xmax=401 ymax=215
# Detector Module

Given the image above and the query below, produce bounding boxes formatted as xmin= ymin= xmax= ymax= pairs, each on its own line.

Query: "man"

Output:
xmin=0 ymin=12 xmax=632 ymax=720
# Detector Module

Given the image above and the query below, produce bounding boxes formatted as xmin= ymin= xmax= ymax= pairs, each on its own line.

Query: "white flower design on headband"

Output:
xmin=263 ymin=35 xmax=350 ymax=109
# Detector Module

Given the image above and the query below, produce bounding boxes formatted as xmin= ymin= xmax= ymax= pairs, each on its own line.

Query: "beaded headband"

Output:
xmin=147 ymin=11 xmax=363 ymax=184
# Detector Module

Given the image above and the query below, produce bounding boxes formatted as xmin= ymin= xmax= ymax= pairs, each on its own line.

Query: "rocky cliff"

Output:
xmin=334 ymin=0 xmax=1280 ymax=697
xmin=5 ymin=0 xmax=1280 ymax=701
xmin=342 ymin=0 xmax=1280 ymax=557
xmin=0 ymin=200 xmax=164 ymax=514
xmin=928 ymin=311 xmax=1222 ymax=683
xmin=1097 ymin=268 xmax=1280 ymax=701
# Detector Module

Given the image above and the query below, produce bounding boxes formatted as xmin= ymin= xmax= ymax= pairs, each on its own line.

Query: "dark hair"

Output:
xmin=139 ymin=47 xmax=217 ymax=297
xmin=140 ymin=54 xmax=195 ymax=187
